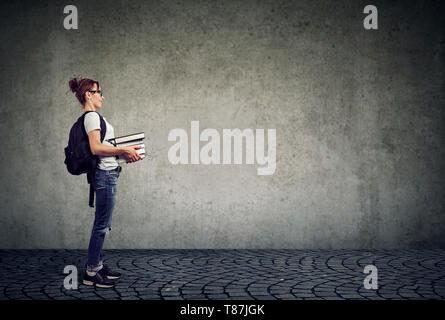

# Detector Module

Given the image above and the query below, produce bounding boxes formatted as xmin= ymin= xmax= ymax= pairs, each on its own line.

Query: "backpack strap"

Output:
xmin=83 ymin=111 xmax=107 ymax=208
xmin=88 ymin=173 xmax=95 ymax=207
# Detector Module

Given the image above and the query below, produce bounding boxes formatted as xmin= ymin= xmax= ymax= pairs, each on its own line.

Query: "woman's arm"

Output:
xmin=88 ymin=129 xmax=142 ymax=162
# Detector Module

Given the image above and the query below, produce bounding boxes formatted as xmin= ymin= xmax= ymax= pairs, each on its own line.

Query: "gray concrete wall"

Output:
xmin=0 ymin=0 xmax=444 ymax=249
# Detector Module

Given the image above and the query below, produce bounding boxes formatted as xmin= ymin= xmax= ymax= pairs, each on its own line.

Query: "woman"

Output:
xmin=69 ymin=77 xmax=142 ymax=288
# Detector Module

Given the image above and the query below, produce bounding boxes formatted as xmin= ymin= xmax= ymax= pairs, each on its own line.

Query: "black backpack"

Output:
xmin=64 ymin=111 xmax=106 ymax=207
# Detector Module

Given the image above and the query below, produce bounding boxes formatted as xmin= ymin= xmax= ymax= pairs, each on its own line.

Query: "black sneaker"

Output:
xmin=82 ymin=270 xmax=115 ymax=288
xmin=101 ymin=265 xmax=121 ymax=280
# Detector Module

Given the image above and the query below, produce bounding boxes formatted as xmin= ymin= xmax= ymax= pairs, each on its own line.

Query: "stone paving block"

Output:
xmin=291 ymin=289 xmax=313 ymax=295
xmin=339 ymin=294 xmax=366 ymax=299
xmin=204 ymin=290 xmax=225 ymax=295
xmin=138 ymin=294 xmax=162 ymax=300
xmin=270 ymin=289 xmax=291 ymax=294
xmin=249 ymin=295 xmax=276 ymax=300
xmin=248 ymin=290 xmax=270 ymax=296
xmin=119 ymin=296 xmax=141 ymax=300
xmin=206 ymin=294 xmax=230 ymax=299
xmin=135 ymin=288 xmax=159 ymax=294
xmin=118 ymin=290 xmax=139 ymax=297
xmin=274 ymin=294 xmax=298 ymax=299
xmin=53 ymin=295 xmax=79 ymax=300
xmin=320 ymin=296 xmax=342 ymax=300
xmin=83 ymin=295 xmax=105 ymax=300
xmin=291 ymin=293 xmax=316 ymax=298
xmin=204 ymin=285 xmax=225 ymax=290
xmin=314 ymin=292 xmax=339 ymax=297
xmin=228 ymin=296 xmax=255 ymax=300
xmin=161 ymin=292 xmax=181 ymax=297
xmin=181 ymin=289 xmax=203 ymax=295
xmin=182 ymin=295 xmax=207 ymax=300
xmin=162 ymin=296 xmax=184 ymax=300
xmin=95 ymin=291 xmax=120 ymax=299
xmin=226 ymin=288 xmax=247 ymax=293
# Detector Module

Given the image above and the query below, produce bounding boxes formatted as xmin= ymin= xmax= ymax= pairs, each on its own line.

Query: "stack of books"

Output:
xmin=107 ymin=132 xmax=145 ymax=163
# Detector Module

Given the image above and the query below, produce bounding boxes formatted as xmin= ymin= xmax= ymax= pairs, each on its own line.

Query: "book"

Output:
xmin=107 ymin=132 xmax=145 ymax=145
xmin=110 ymin=140 xmax=144 ymax=148
xmin=107 ymin=132 xmax=146 ymax=163
xmin=116 ymin=143 xmax=146 ymax=163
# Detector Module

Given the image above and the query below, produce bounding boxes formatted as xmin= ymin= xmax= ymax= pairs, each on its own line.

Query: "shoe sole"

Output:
xmin=107 ymin=275 xmax=121 ymax=280
xmin=82 ymin=280 xmax=94 ymax=286
xmin=96 ymin=283 xmax=115 ymax=288
xmin=82 ymin=280 xmax=114 ymax=288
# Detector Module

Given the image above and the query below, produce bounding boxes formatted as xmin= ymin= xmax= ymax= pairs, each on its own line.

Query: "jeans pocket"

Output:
xmin=107 ymin=173 xmax=118 ymax=185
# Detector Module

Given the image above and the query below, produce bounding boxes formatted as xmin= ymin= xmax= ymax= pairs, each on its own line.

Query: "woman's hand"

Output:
xmin=87 ymin=130 xmax=143 ymax=162
xmin=122 ymin=146 xmax=143 ymax=163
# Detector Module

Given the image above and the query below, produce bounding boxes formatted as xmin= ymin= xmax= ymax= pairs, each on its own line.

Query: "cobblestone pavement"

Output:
xmin=0 ymin=249 xmax=444 ymax=300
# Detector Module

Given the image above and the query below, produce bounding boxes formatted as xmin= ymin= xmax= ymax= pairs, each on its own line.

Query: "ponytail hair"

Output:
xmin=68 ymin=77 xmax=100 ymax=106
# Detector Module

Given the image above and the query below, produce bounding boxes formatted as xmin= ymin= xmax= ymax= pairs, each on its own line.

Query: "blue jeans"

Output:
xmin=86 ymin=168 xmax=119 ymax=272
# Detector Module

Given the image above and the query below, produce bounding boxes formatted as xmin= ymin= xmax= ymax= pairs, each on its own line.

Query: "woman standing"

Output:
xmin=69 ymin=77 xmax=142 ymax=288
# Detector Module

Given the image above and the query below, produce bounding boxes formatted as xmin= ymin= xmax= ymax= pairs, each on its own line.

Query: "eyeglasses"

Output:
xmin=89 ymin=90 xmax=103 ymax=97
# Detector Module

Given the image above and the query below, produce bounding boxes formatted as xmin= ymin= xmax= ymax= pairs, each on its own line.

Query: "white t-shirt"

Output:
xmin=84 ymin=112 xmax=119 ymax=170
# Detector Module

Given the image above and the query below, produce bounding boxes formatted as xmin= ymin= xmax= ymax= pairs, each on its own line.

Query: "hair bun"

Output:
xmin=68 ymin=76 xmax=99 ymax=106
xmin=68 ymin=78 xmax=80 ymax=93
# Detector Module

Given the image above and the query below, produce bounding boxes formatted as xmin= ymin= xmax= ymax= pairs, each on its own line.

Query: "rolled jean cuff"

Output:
xmin=87 ymin=262 xmax=103 ymax=272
